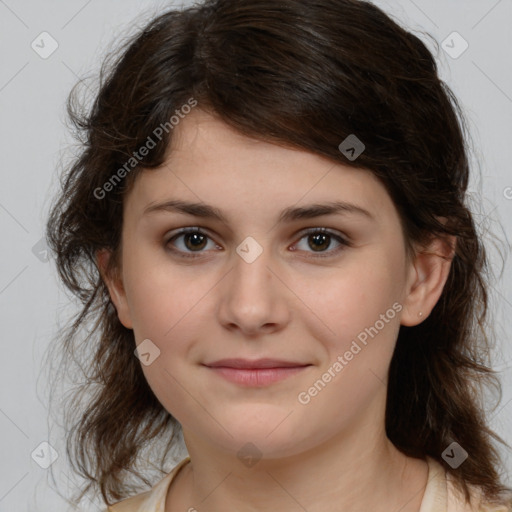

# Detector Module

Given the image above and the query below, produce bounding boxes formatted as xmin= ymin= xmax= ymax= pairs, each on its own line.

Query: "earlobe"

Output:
xmin=400 ymin=235 xmax=456 ymax=327
xmin=96 ymin=249 xmax=133 ymax=329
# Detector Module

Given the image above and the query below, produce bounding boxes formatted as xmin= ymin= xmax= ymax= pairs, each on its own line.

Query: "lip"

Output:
xmin=205 ymin=358 xmax=310 ymax=369
xmin=202 ymin=358 xmax=312 ymax=387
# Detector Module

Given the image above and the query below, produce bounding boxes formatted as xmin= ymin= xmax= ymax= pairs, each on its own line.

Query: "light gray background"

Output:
xmin=1 ymin=1 xmax=511 ymax=510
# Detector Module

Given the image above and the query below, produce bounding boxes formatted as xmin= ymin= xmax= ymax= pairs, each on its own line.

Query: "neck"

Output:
xmin=170 ymin=398 xmax=429 ymax=512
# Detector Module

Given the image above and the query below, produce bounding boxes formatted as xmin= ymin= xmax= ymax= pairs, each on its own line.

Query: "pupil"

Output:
xmin=310 ymin=233 xmax=329 ymax=251
xmin=186 ymin=233 xmax=206 ymax=250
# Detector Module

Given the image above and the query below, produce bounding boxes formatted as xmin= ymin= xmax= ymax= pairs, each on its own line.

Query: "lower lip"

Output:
xmin=206 ymin=366 xmax=310 ymax=387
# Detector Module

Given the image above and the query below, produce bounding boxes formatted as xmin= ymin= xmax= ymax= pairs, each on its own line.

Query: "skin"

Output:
xmin=98 ymin=109 xmax=455 ymax=512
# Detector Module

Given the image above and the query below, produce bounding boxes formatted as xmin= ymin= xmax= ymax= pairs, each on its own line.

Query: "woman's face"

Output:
xmin=106 ymin=109 xmax=425 ymax=460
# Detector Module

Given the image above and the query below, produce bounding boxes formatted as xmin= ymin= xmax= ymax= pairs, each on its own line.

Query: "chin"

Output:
xmin=203 ymin=405 xmax=314 ymax=460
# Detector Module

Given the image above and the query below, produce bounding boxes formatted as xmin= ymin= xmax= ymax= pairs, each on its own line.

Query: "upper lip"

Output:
xmin=204 ymin=358 xmax=311 ymax=369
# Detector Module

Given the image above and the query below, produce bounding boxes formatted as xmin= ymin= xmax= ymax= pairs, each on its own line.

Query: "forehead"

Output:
xmin=124 ymin=109 xmax=397 ymax=227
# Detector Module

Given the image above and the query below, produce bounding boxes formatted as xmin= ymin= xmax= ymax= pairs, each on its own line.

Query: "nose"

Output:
xmin=216 ymin=239 xmax=291 ymax=337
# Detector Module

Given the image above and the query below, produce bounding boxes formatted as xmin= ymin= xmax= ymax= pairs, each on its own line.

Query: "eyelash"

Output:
xmin=164 ymin=227 xmax=350 ymax=259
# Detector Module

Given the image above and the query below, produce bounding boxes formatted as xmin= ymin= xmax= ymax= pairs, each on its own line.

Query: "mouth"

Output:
xmin=202 ymin=358 xmax=313 ymax=387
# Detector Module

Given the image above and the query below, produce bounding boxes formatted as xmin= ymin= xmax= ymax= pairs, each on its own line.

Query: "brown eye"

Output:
xmin=182 ymin=231 xmax=208 ymax=251
xmin=293 ymin=228 xmax=349 ymax=257
xmin=165 ymin=228 xmax=217 ymax=257
xmin=308 ymin=232 xmax=331 ymax=252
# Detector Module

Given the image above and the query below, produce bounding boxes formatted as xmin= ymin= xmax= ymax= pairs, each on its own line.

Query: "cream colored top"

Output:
xmin=107 ymin=456 xmax=512 ymax=512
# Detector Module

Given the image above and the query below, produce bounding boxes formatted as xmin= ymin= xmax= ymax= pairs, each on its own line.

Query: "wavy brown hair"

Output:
xmin=45 ymin=0 xmax=512 ymax=507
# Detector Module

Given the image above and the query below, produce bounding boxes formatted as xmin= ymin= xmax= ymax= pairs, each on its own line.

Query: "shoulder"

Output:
xmin=107 ymin=491 xmax=149 ymax=512
xmin=107 ymin=456 xmax=191 ymax=512
xmin=424 ymin=456 xmax=512 ymax=512
xmin=445 ymin=468 xmax=512 ymax=512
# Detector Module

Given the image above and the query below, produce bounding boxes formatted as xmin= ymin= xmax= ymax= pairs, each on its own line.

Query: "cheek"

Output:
xmin=293 ymin=253 xmax=404 ymax=347
xmin=294 ymin=269 xmax=402 ymax=428
xmin=125 ymin=266 xmax=207 ymax=423
xmin=122 ymin=245 xmax=200 ymax=337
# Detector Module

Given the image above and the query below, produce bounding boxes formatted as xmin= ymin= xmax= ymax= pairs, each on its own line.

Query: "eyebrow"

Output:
xmin=142 ymin=199 xmax=374 ymax=223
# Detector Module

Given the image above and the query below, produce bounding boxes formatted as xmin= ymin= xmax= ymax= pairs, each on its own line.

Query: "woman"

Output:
xmin=45 ymin=0 xmax=512 ymax=510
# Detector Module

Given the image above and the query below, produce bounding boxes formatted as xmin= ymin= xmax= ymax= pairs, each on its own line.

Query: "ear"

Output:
xmin=96 ymin=249 xmax=133 ymax=329
xmin=400 ymin=234 xmax=456 ymax=326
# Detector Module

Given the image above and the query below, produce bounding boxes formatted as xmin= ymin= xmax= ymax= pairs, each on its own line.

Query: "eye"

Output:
xmin=165 ymin=227 xmax=350 ymax=259
xmin=292 ymin=228 xmax=350 ymax=258
xmin=165 ymin=228 xmax=219 ymax=258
